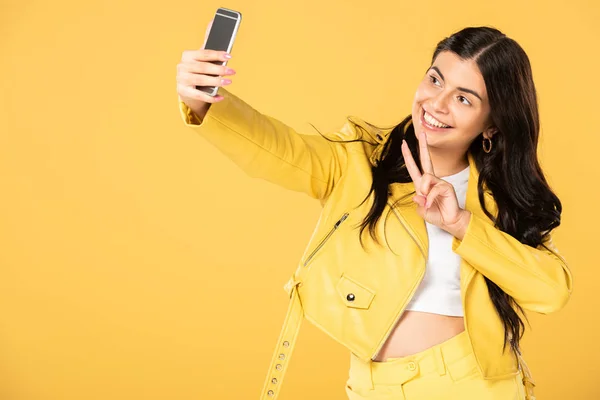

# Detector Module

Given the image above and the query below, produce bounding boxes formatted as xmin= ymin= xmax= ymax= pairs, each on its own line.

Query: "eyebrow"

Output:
xmin=430 ymin=66 xmax=483 ymax=101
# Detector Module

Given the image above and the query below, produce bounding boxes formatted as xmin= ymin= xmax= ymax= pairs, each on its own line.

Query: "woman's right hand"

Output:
xmin=176 ymin=19 xmax=237 ymax=119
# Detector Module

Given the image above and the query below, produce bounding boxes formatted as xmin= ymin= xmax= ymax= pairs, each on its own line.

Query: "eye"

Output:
xmin=429 ymin=74 xmax=441 ymax=86
xmin=458 ymin=95 xmax=471 ymax=106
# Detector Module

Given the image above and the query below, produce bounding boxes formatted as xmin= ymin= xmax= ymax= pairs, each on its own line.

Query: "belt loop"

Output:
xmin=349 ymin=353 xmax=374 ymax=390
xmin=367 ymin=361 xmax=375 ymax=390
xmin=516 ymin=352 xmax=536 ymax=400
xmin=432 ymin=346 xmax=446 ymax=376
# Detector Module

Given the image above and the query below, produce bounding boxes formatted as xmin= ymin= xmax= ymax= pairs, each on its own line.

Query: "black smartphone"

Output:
xmin=196 ymin=7 xmax=242 ymax=97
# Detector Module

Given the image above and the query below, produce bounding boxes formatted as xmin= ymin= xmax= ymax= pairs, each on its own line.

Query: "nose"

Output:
xmin=431 ymin=90 xmax=451 ymax=114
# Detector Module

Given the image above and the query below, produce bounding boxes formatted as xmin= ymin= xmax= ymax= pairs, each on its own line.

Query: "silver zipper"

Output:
xmin=371 ymin=202 xmax=427 ymax=359
xmin=303 ymin=212 xmax=349 ymax=267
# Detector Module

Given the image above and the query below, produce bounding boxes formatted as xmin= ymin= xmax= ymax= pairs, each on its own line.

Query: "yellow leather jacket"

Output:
xmin=178 ymin=88 xmax=572 ymax=399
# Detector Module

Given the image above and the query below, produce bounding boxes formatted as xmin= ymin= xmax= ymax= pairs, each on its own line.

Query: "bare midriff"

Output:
xmin=372 ymin=310 xmax=465 ymax=362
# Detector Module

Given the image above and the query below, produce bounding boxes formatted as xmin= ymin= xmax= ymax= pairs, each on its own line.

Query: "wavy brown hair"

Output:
xmin=312 ymin=26 xmax=562 ymax=356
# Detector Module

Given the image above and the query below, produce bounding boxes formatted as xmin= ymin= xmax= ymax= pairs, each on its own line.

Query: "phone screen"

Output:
xmin=197 ymin=8 xmax=241 ymax=95
xmin=205 ymin=12 xmax=237 ymax=52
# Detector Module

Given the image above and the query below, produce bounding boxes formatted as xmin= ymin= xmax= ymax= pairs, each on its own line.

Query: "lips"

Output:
xmin=420 ymin=108 xmax=453 ymax=131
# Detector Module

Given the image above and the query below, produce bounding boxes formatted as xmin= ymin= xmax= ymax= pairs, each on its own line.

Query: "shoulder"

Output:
xmin=345 ymin=115 xmax=396 ymax=143
xmin=315 ymin=116 xmax=399 ymax=167
xmin=314 ymin=115 xmax=393 ymax=142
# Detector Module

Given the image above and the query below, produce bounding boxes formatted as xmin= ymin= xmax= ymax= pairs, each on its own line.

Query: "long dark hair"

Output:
xmin=311 ymin=26 xmax=562 ymax=356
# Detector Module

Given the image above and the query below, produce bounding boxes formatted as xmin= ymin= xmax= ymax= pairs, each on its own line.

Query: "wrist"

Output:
xmin=446 ymin=210 xmax=471 ymax=240
xmin=190 ymin=102 xmax=211 ymax=123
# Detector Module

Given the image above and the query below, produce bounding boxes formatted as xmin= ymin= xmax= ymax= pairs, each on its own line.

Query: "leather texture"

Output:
xmin=178 ymin=88 xmax=572 ymax=399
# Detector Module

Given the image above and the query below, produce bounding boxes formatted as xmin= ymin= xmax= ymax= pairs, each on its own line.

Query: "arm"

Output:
xmin=178 ymin=88 xmax=348 ymax=203
xmin=451 ymin=212 xmax=573 ymax=314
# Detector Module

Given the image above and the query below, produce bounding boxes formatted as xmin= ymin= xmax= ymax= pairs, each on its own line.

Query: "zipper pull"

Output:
xmin=334 ymin=212 xmax=349 ymax=228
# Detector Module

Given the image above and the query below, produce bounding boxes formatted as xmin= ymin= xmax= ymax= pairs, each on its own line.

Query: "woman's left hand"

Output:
xmin=400 ymin=130 xmax=471 ymax=239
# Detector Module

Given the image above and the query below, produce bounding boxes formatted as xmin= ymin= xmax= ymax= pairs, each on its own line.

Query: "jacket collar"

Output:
xmin=345 ymin=115 xmax=397 ymax=167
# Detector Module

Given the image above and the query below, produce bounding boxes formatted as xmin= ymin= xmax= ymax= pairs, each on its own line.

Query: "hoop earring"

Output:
xmin=483 ymin=137 xmax=493 ymax=153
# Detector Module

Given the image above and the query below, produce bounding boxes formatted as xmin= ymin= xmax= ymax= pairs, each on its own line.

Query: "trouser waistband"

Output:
xmin=349 ymin=330 xmax=471 ymax=390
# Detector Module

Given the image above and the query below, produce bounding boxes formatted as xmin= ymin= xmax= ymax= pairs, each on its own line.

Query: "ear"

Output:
xmin=483 ymin=126 xmax=498 ymax=140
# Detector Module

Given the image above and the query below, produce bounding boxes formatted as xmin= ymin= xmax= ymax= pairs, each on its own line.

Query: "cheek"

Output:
xmin=412 ymin=85 xmax=431 ymax=117
xmin=451 ymin=112 xmax=491 ymax=144
xmin=413 ymin=83 xmax=432 ymax=103
xmin=455 ymin=109 xmax=484 ymax=131
xmin=450 ymin=106 xmax=466 ymax=124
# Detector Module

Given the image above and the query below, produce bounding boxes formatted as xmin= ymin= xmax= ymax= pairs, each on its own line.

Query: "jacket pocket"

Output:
xmin=336 ymin=273 xmax=376 ymax=309
xmin=302 ymin=212 xmax=349 ymax=267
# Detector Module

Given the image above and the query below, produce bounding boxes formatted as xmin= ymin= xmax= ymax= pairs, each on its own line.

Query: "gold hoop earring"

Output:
xmin=483 ymin=137 xmax=493 ymax=153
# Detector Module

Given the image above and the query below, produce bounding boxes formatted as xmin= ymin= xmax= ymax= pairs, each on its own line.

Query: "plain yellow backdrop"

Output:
xmin=1 ymin=0 xmax=598 ymax=398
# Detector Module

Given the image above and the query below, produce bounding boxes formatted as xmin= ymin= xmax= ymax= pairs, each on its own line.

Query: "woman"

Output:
xmin=176 ymin=25 xmax=572 ymax=399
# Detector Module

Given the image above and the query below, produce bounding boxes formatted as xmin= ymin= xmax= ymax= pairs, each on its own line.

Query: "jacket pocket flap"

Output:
xmin=336 ymin=274 xmax=375 ymax=309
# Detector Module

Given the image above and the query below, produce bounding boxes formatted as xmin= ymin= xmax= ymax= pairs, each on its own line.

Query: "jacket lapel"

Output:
xmin=387 ymin=181 xmax=429 ymax=255
xmin=387 ymin=152 xmax=498 ymax=259
xmin=352 ymin=116 xmax=498 ymax=259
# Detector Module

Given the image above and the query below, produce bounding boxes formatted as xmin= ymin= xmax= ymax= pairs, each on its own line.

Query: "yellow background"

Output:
xmin=1 ymin=0 xmax=597 ymax=398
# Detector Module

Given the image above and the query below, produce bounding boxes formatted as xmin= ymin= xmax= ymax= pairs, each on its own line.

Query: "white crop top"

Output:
xmin=404 ymin=164 xmax=470 ymax=317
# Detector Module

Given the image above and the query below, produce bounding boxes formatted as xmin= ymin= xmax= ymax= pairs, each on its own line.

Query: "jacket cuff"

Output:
xmin=451 ymin=210 xmax=479 ymax=253
xmin=178 ymin=88 xmax=234 ymax=127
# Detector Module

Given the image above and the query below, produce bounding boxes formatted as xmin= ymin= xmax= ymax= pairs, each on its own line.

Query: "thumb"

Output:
xmin=202 ymin=19 xmax=213 ymax=49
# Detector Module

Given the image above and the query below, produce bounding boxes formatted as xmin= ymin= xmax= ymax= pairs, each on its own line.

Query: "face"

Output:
xmin=411 ymin=51 xmax=496 ymax=153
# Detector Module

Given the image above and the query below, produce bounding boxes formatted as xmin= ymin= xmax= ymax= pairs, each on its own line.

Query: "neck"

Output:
xmin=428 ymin=147 xmax=469 ymax=178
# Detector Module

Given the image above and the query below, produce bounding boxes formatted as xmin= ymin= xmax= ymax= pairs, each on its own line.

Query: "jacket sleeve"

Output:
xmin=452 ymin=212 xmax=573 ymax=314
xmin=178 ymin=88 xmax=348 ymax=204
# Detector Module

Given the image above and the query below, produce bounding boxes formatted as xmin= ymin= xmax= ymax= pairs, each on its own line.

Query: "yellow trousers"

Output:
xmin=346 ymin=331 xmax=534 ymax=400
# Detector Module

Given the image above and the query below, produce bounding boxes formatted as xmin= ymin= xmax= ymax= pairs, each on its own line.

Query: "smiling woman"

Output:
xmin=304 ymin=26 xmax=569 ymax=400
xmin=178 ymin=24 xmax=571 ymax=400
xmin=410 ymin=51 xmax=496 ymax=178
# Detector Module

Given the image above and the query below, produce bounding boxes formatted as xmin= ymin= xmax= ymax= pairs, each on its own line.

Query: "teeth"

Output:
xmin=424 ymin=111 xmax=450 ymax=128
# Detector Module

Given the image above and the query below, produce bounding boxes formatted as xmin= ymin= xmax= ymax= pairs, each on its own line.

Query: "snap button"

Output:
xmin=407 ymin=362 xmax=416 ymax=371
xmin=271 ymin=378 xmax=278 ymax=384
xmin=282 ymin=341 xmax=290 ymax=347
xmin=336 ymin=274 xmax=376 ymax=309
xmin=267 ymin=390 xmax=274 ymax=396
xmin=275 ymin=364 xmax=282 ymax=371
xmin=279 ymin=353 xmax=285 ymax=360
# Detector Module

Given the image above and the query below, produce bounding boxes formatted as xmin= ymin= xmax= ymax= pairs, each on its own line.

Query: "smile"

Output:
xmin=420 ymin=108 xmax=453 ymax=130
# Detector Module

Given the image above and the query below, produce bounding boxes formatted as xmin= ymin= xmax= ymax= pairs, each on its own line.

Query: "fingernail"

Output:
xmin=224 ymin=53 xmax=232 ymax=59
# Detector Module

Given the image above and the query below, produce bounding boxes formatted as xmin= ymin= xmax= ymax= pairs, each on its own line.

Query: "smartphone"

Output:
xmin=196 ymin=7 xmax=242 ymax=97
